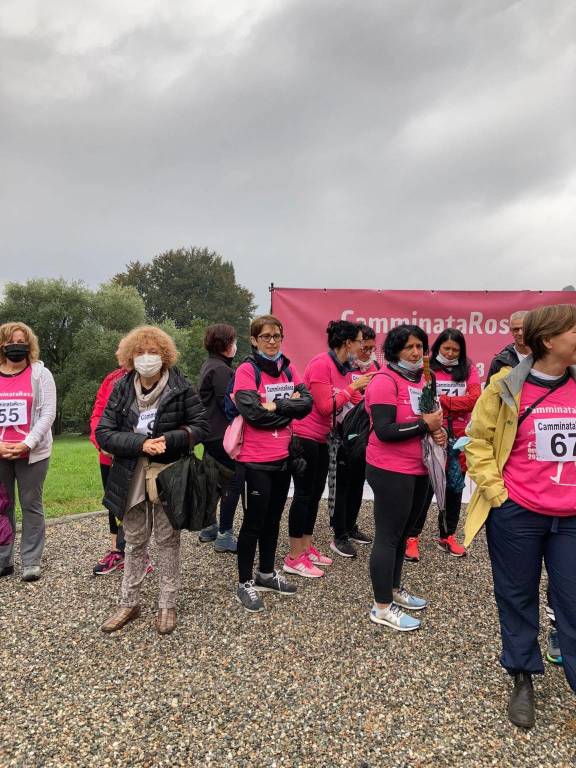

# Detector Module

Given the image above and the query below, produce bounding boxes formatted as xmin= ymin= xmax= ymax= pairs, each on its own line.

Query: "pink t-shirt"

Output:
xmin=503 ymin=378 xmax=576 ymax=515
xmin=293 ymin=352 xmax=358 ymax=443
xmin=365 ymin=367 xmax=427 ymax=475
xmin=434 ymin=366 xmax=481 ymax=430
xmin=0 ymin=367 xmax=33 ymax=443
xmin=233 ymin=361 xmax=301 ymax=463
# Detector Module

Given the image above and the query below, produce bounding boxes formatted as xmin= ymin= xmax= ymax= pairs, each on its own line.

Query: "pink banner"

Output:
xmin=270 ymin=288 xmax=574 ymax=381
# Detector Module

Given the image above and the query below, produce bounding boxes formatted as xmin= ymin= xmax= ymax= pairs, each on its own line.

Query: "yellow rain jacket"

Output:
xmin=463 ymin=356 xmax=576 ymax=546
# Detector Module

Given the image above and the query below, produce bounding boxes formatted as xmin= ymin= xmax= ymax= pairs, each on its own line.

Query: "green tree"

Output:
xmin=0 ymin=279 xmax=146 ymax=433
xmin=113 ymin=247 xmax=255 ymax=339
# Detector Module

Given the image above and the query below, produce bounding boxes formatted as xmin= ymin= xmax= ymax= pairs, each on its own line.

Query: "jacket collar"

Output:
xmin=328 ymin=349 xmax=352 ymax=376
xmin=249 ymin=352 xmax=291 ymax=379
xmin=496 ymin=354 xmax=576 ymax=408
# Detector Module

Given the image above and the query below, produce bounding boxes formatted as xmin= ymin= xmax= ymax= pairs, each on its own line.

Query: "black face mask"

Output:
xmin=4 ymin=343 xmax=29 ymax=363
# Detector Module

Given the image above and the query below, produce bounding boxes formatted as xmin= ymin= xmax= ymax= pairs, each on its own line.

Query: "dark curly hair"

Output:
xmin=326 ymin=320 xmax=362 ymax=349
xmin=383 ymin=324 xmax=428 ymax=363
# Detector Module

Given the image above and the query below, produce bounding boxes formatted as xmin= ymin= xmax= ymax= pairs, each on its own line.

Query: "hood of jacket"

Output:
xmin=496 ymin=354 xmax=576 ymax=410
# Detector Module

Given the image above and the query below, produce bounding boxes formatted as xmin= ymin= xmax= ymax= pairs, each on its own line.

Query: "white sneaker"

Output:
xmin=370 ymin=603 xmax=421 ymax=631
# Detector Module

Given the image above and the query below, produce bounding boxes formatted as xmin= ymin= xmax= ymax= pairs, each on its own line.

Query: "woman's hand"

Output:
xmin=1 ymin=442 xmax=28 ymax=459
xmin=262 ymin=402 xmax=277 ymax=412
xmin=350 ymin=373 xmax=375 ymax=392
xmin=431 ymin=428 xmax=448 ymax=448
xmin=142 ymin=437 xmax=166 ymax=456
xmin=422 ymin=409 xmax=443 ymax=432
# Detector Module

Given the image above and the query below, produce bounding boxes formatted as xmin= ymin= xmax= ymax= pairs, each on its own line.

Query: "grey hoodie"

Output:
xmin=21 ymin=361 xmax=57 ymax=463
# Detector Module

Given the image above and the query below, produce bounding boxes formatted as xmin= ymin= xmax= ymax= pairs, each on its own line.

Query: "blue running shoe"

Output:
xmin=393 ymin=586 xmax=427 ymax=611
xmin=214 ymin=529 xmax=237 ymax=553
xmin=199 ymin=523 xmax=218 ymax=543
xmin=370 ymin=603 xmax=421 ymax=631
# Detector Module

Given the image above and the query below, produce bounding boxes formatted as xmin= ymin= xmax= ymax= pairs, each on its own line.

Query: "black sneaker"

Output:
xmin=0 ymin=565 xmax=14 ymax=578
xmin=330 ymin=536 xmax=357 ymax=558
xmin=236 ymin=580 xmax=264 ymax=612
xmin=348 ymin=526 xmax=372 ymax=545
xmin=254 ymin=570 xmax=297 ymax=595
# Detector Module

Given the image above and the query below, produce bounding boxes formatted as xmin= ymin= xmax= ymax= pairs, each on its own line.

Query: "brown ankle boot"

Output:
xmin=155 ymin=608 xmax=177 ymax=635
xmin=101 ymin=605 xmax=141 ymax=633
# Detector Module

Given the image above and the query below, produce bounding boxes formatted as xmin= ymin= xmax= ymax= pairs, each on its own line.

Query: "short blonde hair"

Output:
xmin=524 ymin=304 xmax=576 ymax=360
xmin=0 ymin=322 xmax=40 ymax=364
xmin=116 ymin=325 xmax=179 ymax=370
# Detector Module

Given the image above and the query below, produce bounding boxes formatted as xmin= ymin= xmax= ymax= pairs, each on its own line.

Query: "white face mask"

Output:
xmin=134 ymin=354 xmax=163 ymax=377
xmin=436 ymin=352 xmax=459 ymax=367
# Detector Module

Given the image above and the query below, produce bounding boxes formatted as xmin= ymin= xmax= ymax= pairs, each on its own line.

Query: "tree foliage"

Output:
xmin=0 ymin=279 xmax=146 ymax=433
xmin=113 ymin=247 xmax=255 ymax=336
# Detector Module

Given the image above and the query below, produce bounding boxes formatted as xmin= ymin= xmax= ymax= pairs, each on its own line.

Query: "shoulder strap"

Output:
xmin=518 ymin=381 xmax=565 ymax=427
xmin=248 ymin=360 xmax=262 ymax=389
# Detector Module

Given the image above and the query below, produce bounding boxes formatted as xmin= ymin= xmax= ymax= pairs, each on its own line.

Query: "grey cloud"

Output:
xmin=1 ymin=0 xmax=575 ymax=310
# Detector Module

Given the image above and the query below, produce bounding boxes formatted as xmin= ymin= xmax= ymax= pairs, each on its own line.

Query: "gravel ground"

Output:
xmin=1 ymin=501 xmax=575 ymax=768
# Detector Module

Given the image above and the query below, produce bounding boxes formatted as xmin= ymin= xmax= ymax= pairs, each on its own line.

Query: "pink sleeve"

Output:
xmin=369 ymin=374 xmax=398 ymax=406
xmin=232 ymin=363 xmax=257 ymax=393
xmin=307 ymin=356 xmax=331 ymax=385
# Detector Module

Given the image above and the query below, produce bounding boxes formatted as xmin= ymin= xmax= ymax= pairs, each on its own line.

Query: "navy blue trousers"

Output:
xmin=486 ymin=498 xmax=576 ymax=693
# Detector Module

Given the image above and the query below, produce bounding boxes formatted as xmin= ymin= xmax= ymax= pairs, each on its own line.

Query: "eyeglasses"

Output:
xmin=258 ymin=333 xmax=283 ymax=343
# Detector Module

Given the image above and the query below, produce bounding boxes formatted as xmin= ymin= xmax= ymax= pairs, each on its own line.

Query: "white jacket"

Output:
xmin=21 ymin=361 xmax=57 ymax=464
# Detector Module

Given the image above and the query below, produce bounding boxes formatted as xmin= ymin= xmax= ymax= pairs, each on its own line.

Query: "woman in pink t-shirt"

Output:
xmin=331 ymin=324 xmax=380 ymax=558
xmin=365 ymin=324 xmax=445 ymax=632
xmin=465 ymin=304 xmax=576 ymax=729
xmin=285 ymin=320 xmax=372 ymax=579
xmin=232 ymin=315 xmax=313 ymax=613
xmin=0 ymin=322 xmax=56 ymax=583
xmin=405 ymin=329 xmax=481 ymax=561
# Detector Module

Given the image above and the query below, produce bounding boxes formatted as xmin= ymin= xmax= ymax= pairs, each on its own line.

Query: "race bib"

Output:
xmin=534 ymin=419 xmax=576 ymax=462
xmin=0 ymin=399 xmax=27 ymax=426
xmin=436 ymin=383 xmax=467 ymax=397
xmin=135 ymin=407 xmax=158 ymax=436
xmin=408 ymin=386 xmax=424 ymax=415
xmin=336 ymin=400 xmax=354 ymax=425
xmin=264 ymin=382 xmax=294 ymax=403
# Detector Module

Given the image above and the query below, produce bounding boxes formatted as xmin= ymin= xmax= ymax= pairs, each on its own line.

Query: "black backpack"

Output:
xmin=340 ymin=400 xmax=371 ymax=462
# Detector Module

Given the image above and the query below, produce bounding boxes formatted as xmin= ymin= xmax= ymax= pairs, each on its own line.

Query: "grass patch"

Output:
xmin=16 ymin=434 xmax=104 ymax=520
xmin=15 ymin=435 xmax=207 ymax=520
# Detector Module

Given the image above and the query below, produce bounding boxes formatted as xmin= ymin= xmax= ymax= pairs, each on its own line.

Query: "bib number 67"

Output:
xmin=551 ymin=432 xmax=576 ymax=458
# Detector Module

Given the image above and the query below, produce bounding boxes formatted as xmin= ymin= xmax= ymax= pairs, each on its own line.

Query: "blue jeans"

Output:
xmin=486 ymin=498 xmax=576 ymax=693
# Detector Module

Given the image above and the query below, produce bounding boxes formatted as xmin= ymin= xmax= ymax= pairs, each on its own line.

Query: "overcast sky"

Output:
xmin=1 ymin=0 xmax=575 ymax=311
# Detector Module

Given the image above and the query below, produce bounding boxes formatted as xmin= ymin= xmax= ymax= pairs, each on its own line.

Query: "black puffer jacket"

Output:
xmin=95 ymin=367 xmax=209 ymax=520
xmin=198 ymin=353 xmax=234 ymax=442
xmin=486 ymin=343 xmax=520 ymax=384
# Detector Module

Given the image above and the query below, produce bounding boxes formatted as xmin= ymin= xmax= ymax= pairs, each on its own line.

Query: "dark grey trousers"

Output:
xmin=0 ymin=458 xmax=49 ymax=568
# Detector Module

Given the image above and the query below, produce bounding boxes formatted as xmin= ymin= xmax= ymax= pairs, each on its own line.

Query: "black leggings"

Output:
xmin=409 ymin=484 xmax=463 ymax=539
xmin=100 ymin=464 xmax=125 ymax=552
xmin=204 ymin=439 xmax=244 ymax=533
xmin=288 ymin=438 xmax=329 ymax=538
xmin=366 ymin=464 xmax=430 ymax=604
xmin=237 ymin=465 xmax=291 ymax=583
xmin=332 ymin=449 xmax=365 ymax=538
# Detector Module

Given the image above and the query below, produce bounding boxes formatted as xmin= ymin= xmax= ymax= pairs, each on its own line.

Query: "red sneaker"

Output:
xmin=404 ymin=537 xmax=420 ymax=562
xmin=437 ymin=535 xmax=466 ymax=557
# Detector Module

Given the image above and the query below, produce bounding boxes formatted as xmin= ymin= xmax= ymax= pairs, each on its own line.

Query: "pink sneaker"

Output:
xmin=283 ymin=553 xmax=324 ymax=578
xmin=307 ymin=545 xmax=333 ymax=567
xmin=145 ymin=555 xmax=154 ymax=576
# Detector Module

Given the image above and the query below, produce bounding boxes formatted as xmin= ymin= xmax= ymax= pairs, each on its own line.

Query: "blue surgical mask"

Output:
xmin=258 ymin=350 xmax=282 ymax=362
xmin=436 ymin=353 xmax=458 ymax=367
xmin=398 ymin=358 xmax=423 ymax=372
